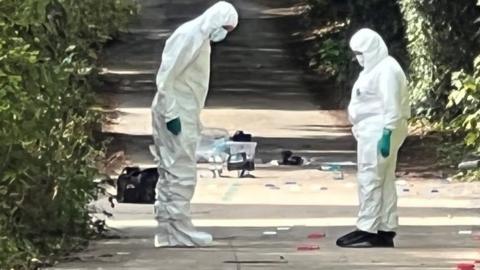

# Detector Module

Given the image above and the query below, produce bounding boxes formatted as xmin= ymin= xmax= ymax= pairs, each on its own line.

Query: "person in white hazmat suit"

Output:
xmin=150 ymin=1 xmax=238 ymax=248
xmin=336 ymin=28 xmax=411 ymax=248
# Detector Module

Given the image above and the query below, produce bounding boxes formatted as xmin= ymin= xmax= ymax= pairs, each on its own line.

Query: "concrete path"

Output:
xmin=46 ymin=0 xmax=480 ymax=269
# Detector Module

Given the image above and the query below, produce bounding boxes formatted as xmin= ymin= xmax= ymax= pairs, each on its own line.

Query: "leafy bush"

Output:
xmin=444 ymin=54 xmax=480 ymax=180
xmin=0 ymin=0 xmax=135 ymax=268
xmin=304 ymin=0 xmax=406 ymax=106
xmin=305 ymin=0 xmax=480 ymax=176
xmin=399 ymin=0 xmax=480 ymax=176
xmin=447 ymin=56 xmax=480 ymax=150
xmin=399 ymin=0 xmax=480 ymax=120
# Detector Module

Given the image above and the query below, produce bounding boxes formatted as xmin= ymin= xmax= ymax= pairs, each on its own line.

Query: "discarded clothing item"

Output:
xmin=231 ymin=130 xmax=252 ymax=142
xmin=282 ymin=150 xmax=293 ymax=162
xmin=117 ymin=167 xmax=158 ymax=204
xmin=281 ymin=150 xmax=304 ymax=166
xmin=269 ymin=160 xmax=280 ymax=166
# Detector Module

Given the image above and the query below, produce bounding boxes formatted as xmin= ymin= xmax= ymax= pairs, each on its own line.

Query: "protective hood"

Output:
xmin=198 ymin=1 xmax=238 ymax=37
xmin=350 ymin=28 xmax=388 ymax=72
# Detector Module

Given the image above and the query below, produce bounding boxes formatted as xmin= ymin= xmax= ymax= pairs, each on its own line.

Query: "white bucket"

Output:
xmin=227 ymin=141 xmax=258 ymax=160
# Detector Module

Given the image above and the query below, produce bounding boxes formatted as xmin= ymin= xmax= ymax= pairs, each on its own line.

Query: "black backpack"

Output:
xmin=231 ymin=130 xmax=252 ymax=142
xmin=116 ymin=167 xmax=159 ymax=204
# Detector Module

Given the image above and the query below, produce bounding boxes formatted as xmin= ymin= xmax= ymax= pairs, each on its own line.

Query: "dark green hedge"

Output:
xmin=0 ymin=0 xmax=135 ymax=268
xmin=305 ymin=0 xmax=480 ymax=168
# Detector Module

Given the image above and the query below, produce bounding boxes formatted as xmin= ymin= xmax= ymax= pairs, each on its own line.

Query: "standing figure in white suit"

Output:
xmin=150 ymin=1 xmax=238 ymax=248
xmin=337 ymin=28 xmax=411 ymax=248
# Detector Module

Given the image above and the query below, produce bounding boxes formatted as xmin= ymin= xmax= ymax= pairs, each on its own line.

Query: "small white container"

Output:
xmin=227 ymin=141 xmax=258 ymax=161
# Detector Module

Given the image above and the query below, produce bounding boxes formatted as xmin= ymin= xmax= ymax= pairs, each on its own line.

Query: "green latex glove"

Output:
xmin=166 ymin=117 xmax=182 ymax=136
xmin=378 ymin=128 xmax=392 ymax=158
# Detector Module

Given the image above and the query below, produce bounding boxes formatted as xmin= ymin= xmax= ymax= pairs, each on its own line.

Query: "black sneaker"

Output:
xmin=336 ymin=230 xmax=362 ymax=245
xmin=336 ymin=230 xmax=381 ymax=248
xmin=377 ymin=231 xmax=396 ymax=247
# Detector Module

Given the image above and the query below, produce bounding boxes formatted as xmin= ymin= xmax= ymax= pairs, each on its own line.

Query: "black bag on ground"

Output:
xmin=116 ymin=167 xmax=159 ymax=204
xmin=231 ymin=130 xmax=252 ymax=142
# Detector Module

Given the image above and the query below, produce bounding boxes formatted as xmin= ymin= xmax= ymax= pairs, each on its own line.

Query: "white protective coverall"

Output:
xmin=348 ymin=28 xmax=411 ymax=233
xmin=150 ymin=1 xmax=238 ymax=247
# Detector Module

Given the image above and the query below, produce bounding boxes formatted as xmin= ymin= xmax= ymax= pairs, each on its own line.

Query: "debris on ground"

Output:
xmin=224 ymin=259 xmax=288 ymax=264
xmin=319 ymin=164 xmax=344 ymax=180
xmin=320 ymin=165 xmax=334 ymax=171
xmin=231 ymin=130 xmax=252 ymax=142
xmin=265 ymin=184 xmax=280 ymax=190
xmin=227 ymin=141 xmax=257 ymax=178
xmin=297 ymin=244 xmax=320 ymax=251
xmin=456 ymin=263 xmax=475 ymax=270
xmin=268 ymin=160 xmax=280 ymax=166
xmin=308 ymin=232 xmax=326 ymax=239
xmin=281 ymin=150 xmax=304 ymax=166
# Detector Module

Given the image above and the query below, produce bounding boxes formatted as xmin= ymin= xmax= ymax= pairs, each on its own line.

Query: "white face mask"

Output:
xmin=356 ymin=54 xmax=365 ymax=67
xmin=210 ymin=27 xmax=228 ymax=42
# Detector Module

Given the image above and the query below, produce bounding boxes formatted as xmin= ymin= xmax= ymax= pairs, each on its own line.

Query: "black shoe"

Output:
xmin=336 ymin=230 xmax=381 ymax=248
xmin=336 ymin=230 xmax=362 ymax=245
xmin=377 ymin=231 xmax=396 ymax=247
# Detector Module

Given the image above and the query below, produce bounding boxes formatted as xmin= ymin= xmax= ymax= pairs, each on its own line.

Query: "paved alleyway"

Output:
xmin=46 ymin=0 xmax=480 ymax=269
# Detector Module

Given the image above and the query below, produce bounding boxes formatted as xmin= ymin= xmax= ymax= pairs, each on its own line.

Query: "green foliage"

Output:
xmin=304 ymin=0 xmax=406 ymax=105
xmin=446 ymin=56 xmax=480 ymax=149
xmin=347 ymin=0 xmax=406 ymax=64
xmin=399 ymin=0 xmax=480 ymax=120
xmin=305 ymin=0 xmax=480 ymax=176
xmin=399 ymin=0 xmax=480 ymax=177
xmin=0 ymin=0 xmax=136 ymax=268
xmin=309 ymin=38 xmax=349 ymax=79
xmin=445 ymin=55 xmax=480 ymax=181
